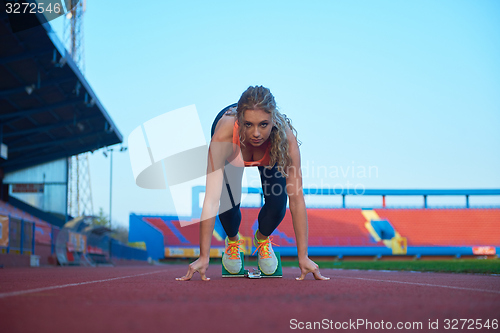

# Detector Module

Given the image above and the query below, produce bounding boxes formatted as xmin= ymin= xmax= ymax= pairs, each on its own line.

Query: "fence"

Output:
xmin=110 ymin=239 xmax=148 ymax=261
xmin=1 ymin=213 xmax=147 ymax=265
xmin=0 ymin=213 xmax=61 ymax=261
xmin=1 ymin=216 xmax=34 ymax=255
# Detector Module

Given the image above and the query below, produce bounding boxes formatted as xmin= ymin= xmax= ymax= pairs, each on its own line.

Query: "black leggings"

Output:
xmin=211 ymin=105 xmax=288 ymax=238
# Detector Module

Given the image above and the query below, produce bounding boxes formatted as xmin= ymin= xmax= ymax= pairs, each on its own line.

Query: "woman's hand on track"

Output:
xmin=176 ymin=257 xmax=210 ymax=281
xmin=296 ymin=257 xmax=330 ymax=281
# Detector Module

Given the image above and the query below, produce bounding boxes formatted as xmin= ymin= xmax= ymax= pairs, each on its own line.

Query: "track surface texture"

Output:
xmin=1 ymin=265 xmax=499 ymax=333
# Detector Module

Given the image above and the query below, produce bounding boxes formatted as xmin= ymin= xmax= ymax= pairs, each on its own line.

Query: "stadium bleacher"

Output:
xmin=375 ymin=208 xmax=500 ymax=246
xmin=0 ymin=200 xmax=52 ymax=244
xmin=143 ymin=217 xmax=191 ymax=245
xmin=131 ymin=187 xmax=500 ymax=260
xmin=142 ymin=216 xmax=225 ymax=247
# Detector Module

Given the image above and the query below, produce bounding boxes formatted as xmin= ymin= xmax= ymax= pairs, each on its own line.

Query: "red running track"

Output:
xmin=1 ymin=265 xmax=499 ymax=333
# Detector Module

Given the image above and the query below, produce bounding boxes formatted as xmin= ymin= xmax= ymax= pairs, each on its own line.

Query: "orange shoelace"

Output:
xmin=225 ymin=239 xmax=243 ymax=259
xmin=252 ymin=236 xmax=279 ymax=259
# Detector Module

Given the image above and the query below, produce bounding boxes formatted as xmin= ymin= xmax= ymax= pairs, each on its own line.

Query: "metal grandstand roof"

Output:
xmin=0 ymin=7 xmax=122 ymax=173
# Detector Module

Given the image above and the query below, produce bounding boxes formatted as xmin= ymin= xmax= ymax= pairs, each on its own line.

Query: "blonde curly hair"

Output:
xmin=228 ymin=85 xmax=299 ymax=177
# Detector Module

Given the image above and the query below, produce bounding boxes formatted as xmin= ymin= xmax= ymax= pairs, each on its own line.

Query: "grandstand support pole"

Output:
xmin=65 ymin=157 xmax=69 ymax=223
xmin=51 ymin=225 xmax=55 ymax=254
xmin=382 ymin=195 xmax=386 ymax=208
xmin=42 ymin=173 xmax=45 ymax=210
xmin=77 ymin=155 xmax=80 ymax=214
xmin=20 ymin=220 xmax=24 ymax=255
xmin=342 ymin=195 xmax=345 ymax=208
xmin=423 ymin=195 xmax=427 ymax=208
xmin=466 ymin=195 xmax=469 ymax=208
xmin=32 ymin=222 xmax=35 ymax=254
xmin=109 ymin=148 xmax=113 ymax=228
xmin=0 ymin=125 xmax=3 ymax=202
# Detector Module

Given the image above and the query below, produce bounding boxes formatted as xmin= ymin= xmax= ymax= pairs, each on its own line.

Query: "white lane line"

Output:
xmin=0 ymin=270 xmax=166 ymax=299
xmin=334 ymin=275 xmax=500 ymax=295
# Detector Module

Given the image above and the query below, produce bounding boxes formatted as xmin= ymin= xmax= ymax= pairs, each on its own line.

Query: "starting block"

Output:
xmin=222 ymin=252 xmax=283 ymax=278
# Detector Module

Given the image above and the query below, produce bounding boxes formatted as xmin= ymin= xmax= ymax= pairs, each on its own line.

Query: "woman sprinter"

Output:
xmin=177 ymin=85 xmax=329 ymax=281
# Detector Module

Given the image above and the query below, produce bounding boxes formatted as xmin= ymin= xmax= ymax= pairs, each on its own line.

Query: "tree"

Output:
xmin=93 ymin=207 xmax=110 ymax=228
xmin=92 ymin=207 xmax=129 ymax=244
xmin=110 ymin=225 xmax=129 ymax=243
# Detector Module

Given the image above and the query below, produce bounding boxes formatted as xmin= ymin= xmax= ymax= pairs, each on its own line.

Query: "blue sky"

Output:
xmin=49 ymin=0 xmax=500 ymax=228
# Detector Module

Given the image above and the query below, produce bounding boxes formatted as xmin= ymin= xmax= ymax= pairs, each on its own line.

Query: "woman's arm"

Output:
xmin=285 ymin=127 xmax=329 ymax=281
xmin=198 ymin=140 xmax=233 ymax=258
xmin=177 ymin=121 xmax=234 ymax=281
xmin=285 ymin=127 xmax=308 ymax=260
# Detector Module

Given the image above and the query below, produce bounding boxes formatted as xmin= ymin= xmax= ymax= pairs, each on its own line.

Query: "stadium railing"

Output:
xmin=110 ymin=238 xmax=148 ymax=261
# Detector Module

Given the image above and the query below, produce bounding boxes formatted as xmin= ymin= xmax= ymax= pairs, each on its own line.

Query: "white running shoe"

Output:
xmin=222 ymin=236 xmax=243 ymax=274
xmin=253 ymin=231 xmax=278 ymax=275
